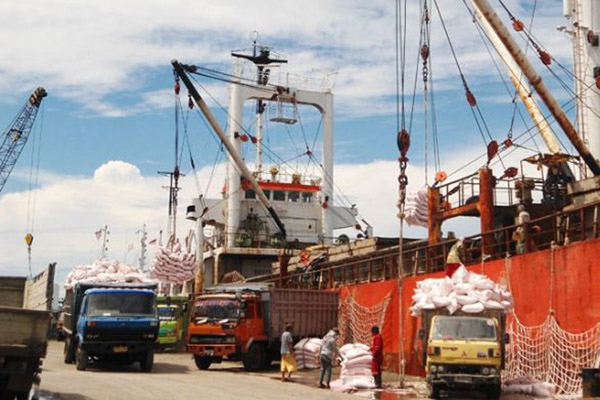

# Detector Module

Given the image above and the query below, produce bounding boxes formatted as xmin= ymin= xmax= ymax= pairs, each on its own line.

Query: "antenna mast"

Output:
xmin=232 ymin=31 xmax=288 ymax=176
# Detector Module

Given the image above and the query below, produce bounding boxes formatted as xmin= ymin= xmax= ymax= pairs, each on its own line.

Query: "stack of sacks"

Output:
xmin=151 ymin=243 xmax=197 ymax=284
xmin=405 ymin=186 xmax=428 ymax=228
xmin=329 ymin=343 xmax=375 ymax=391
xmin=65 ymin=260 xmax=154 ymax=289
xmin=409 ymin=266 xmax=513 ymax=317
xmin=503 ymin=377 xmax=556 ymax=397
xmin=294 ymin=338 xmax=322 ymax=370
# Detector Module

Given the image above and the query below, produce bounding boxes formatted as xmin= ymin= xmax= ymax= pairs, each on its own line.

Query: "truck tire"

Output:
xmin=427 ymin=383 xmax=441 ymax=399
xmin=194 ymin=355 xmax=212 ymax=370
xmin=140 ymin=351 xmax=154 ymax=372
xmin=485 ymin=384 xmax=501 ymax=400
xmin=64 ymin=337 xmax=75 ymax=364
xmin=76 ymin=344 xmax=88 ymax=371
xmin=242 ymin=343 xmax=265 ymax=372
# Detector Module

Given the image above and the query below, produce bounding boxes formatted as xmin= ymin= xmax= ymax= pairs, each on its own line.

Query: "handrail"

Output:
xmin=261 ymin=199 xmax=600 ymax=289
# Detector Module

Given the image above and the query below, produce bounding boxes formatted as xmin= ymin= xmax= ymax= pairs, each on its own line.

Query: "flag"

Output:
xmin=94 ymin=229 xmax=103 ymax=240
xmin=148 ymin=238 xmax=157 ymax=245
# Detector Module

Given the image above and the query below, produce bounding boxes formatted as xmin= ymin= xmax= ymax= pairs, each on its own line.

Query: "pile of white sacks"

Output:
xmin=503 ymin=377 xmax=556 ymax=397
xmin=330 ymin=343 xmax=375 ymax=391
xmin=404 ymin=186 xmax=428 ymax=228
xmin=294 ymin=338 xmax=322 ymax=370
xmin=65 ymin=259 xmax=154 ymax=289
xmin=151 ymin=244 xmax=196 ymax=284
xmin=409 ymin=266 xmax=513 ymax=316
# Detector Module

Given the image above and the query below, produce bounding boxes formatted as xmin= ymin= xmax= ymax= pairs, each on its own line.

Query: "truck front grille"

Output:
xmin=86 ymin=328 xmax=156 ymax=342
xmin=189 ymin=335 xmax=225 ymax=344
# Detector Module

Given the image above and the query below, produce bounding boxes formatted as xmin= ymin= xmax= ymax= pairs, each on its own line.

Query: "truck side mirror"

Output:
xmin=418 ymin=329 xmax=425 ymax=340
xmin=504 ymin=333 xmax=510 ymax=344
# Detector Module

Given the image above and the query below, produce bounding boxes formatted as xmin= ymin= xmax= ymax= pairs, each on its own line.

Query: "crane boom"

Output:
xmin=0 ymin=87 xmax=47 ymax=193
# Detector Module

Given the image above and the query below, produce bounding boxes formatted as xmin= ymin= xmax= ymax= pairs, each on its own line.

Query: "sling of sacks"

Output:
xmin=151 ymin=244 xmax=197 ymax=284
xmin=404 ymin=186 xmax=428 ymax=228
xmin=294 ymin=338 xmax=322 ymax=370
xmin=409 ymin=266 xmax=513 ymax=317
xmin=330 ymin=343 xmax=375 ymax=391
xmin=65 ymin=259 xmax=153 ymax=289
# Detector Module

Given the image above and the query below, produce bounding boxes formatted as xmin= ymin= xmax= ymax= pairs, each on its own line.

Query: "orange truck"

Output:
xmin=187 ymin=283 xmax=338 ymax=371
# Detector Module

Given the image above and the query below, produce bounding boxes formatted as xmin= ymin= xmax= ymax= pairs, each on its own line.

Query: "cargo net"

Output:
xmin=506 ymin=314 xmax=600 ymax=397
xmin=338 ymin=293 xmax=392 ymax=346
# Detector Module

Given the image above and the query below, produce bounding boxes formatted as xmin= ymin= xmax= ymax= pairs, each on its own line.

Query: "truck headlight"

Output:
xmin=437 ymin=365 xmax=445 ymax=373
xmin=143 ymin=333 xmax=156 ymax=339
xmin=490 ymin=368 xmax=497 ymax=375
xmin=430 ymin=365 xmax=437 ymax=373
xmin=482 ymin=367 xmax=490 ymax=375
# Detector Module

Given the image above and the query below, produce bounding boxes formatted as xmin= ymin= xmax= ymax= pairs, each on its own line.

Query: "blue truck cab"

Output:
xmin=62 ymin=283 xmax=159 ymax=372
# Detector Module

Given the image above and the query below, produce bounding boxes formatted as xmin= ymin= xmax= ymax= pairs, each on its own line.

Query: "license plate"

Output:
xmin=113 ymin=346 xmax=128 ymax=353
xmin=204 ymin=349 xmax=214 ymax=356
xmin=455 ymin=377 xmax=472 ymax=384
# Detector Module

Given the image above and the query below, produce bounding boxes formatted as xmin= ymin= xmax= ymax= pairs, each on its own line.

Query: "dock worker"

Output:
xmin=371 ymin=326 xmax=384 ymax=389
xmin=319 ymin=327 xmax=339 ymax=389
xmin=280 ymin=323 xmax=297 ymax=382
xmin=445 ymin=238 xmax=465 ymax=277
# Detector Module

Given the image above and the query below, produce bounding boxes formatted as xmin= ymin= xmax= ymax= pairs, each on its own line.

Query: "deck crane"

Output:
xmin=0 ymin=87 xmax=47 ymax=194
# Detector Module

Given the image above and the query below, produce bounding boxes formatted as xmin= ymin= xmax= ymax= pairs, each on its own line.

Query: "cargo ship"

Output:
xmin=162 ymin=0 xmax=600 ymax=396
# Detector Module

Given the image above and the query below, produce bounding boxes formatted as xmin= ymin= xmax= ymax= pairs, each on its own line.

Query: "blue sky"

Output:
xmin=0 ymin=0 xmax=577 ymax=282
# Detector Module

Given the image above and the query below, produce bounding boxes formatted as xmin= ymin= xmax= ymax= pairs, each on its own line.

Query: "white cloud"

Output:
xmin=0 ymin=0 xmax=570 ymax=118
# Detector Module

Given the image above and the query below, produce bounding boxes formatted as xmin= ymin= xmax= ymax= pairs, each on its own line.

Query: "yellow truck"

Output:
xmin=420 ymin=309 xmax=508 ymax=399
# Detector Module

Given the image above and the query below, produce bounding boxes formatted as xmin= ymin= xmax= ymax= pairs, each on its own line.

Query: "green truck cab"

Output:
xmin=157 ymin=305 xmax=182 ymax=347
xmin=420 ymin=309 xmax=508 ymax=399
xmin=156 ymin=296 xmax=190 ymax=351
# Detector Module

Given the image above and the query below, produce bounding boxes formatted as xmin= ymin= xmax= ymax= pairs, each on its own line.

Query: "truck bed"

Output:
xmin=268 ymin=289 xmax=338 ymax=341
xmin=0 ymin=264 xmax=55 ymax=357
xmin=0 ymin=306 xmax=50 ymax=357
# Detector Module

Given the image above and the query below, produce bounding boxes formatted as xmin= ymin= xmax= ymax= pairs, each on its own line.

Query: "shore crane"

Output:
xmin=0 ymin=87 xmax=47 ymax=194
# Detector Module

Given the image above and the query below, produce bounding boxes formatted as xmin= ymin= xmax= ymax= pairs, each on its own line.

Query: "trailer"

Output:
xmin=0 ymin=264 xmax=55 ymax=400
xmin=187 ymin=283 xmax=338 ymax=371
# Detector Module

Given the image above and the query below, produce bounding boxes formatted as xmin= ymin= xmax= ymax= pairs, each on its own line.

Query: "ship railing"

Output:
xmin=437 ymin=173 xmax=545 ymax=209
xmin=265 ymin=200 xmax=600 ymax=289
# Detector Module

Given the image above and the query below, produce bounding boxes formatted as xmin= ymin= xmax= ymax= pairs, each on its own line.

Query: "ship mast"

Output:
xmin=232 ymin=32 xmax=288 ymax=177
xmin=473 ymin=0 xmax=600 ymax=176
xmin=563 ymin=0 xmax=600 ymax=177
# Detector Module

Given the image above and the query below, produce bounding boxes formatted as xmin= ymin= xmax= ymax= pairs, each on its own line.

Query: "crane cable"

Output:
xmin=433 ymin=0 xmax=506 ymax=170
xmin=24 ymin=103 xmax=45 ymax=277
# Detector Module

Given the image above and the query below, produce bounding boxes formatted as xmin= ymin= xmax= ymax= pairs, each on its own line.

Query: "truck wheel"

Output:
xmin=64 ymin=338 xmax=75 ymax=364
xmin=76 ymin=344 xmax=88 ymax=371
xmin=194 ymin=356 xmax=212 ymax=370
xmin=427 ymin=383 xmax=441 ymax=399
xmin=140 ymin=351 xmax=154 ymax=372
xmin=485 ymin=384 xmax=501 ymax=400
xmin=242 ymin=343 xmax=265 ymax=372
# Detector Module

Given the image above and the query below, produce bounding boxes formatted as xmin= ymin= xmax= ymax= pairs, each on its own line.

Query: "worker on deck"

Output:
xmin=370 ymin=326 xmax=384 ymax=389
xmin=445 ymin=239 xmax=465 ymax=277
xmin=280 ymin=323 xmax=297 ymax=382
xmin=513 ymin=204 xmax=531 ymax=254
xmin=319 ymin=327 xmax=339 ymax=389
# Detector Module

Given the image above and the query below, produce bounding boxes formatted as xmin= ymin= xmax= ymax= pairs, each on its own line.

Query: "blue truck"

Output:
xmin=62 ymin=282 xmax=159 ymax=372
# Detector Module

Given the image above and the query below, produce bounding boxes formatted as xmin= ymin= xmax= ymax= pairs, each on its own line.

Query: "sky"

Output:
xmin=0 ymin=0 xmax=579 ymax=285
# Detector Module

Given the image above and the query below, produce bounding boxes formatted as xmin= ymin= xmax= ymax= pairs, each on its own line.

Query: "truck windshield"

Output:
xmin=432 ymin=317 xmax=496 ymax=341
xmin=158 ymin=306 xmax=178 ymax=321
xmin=193 ymin=299 xmax=240 ymax=320
xmin=87 ymin=293 xmax=155 ymax=317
